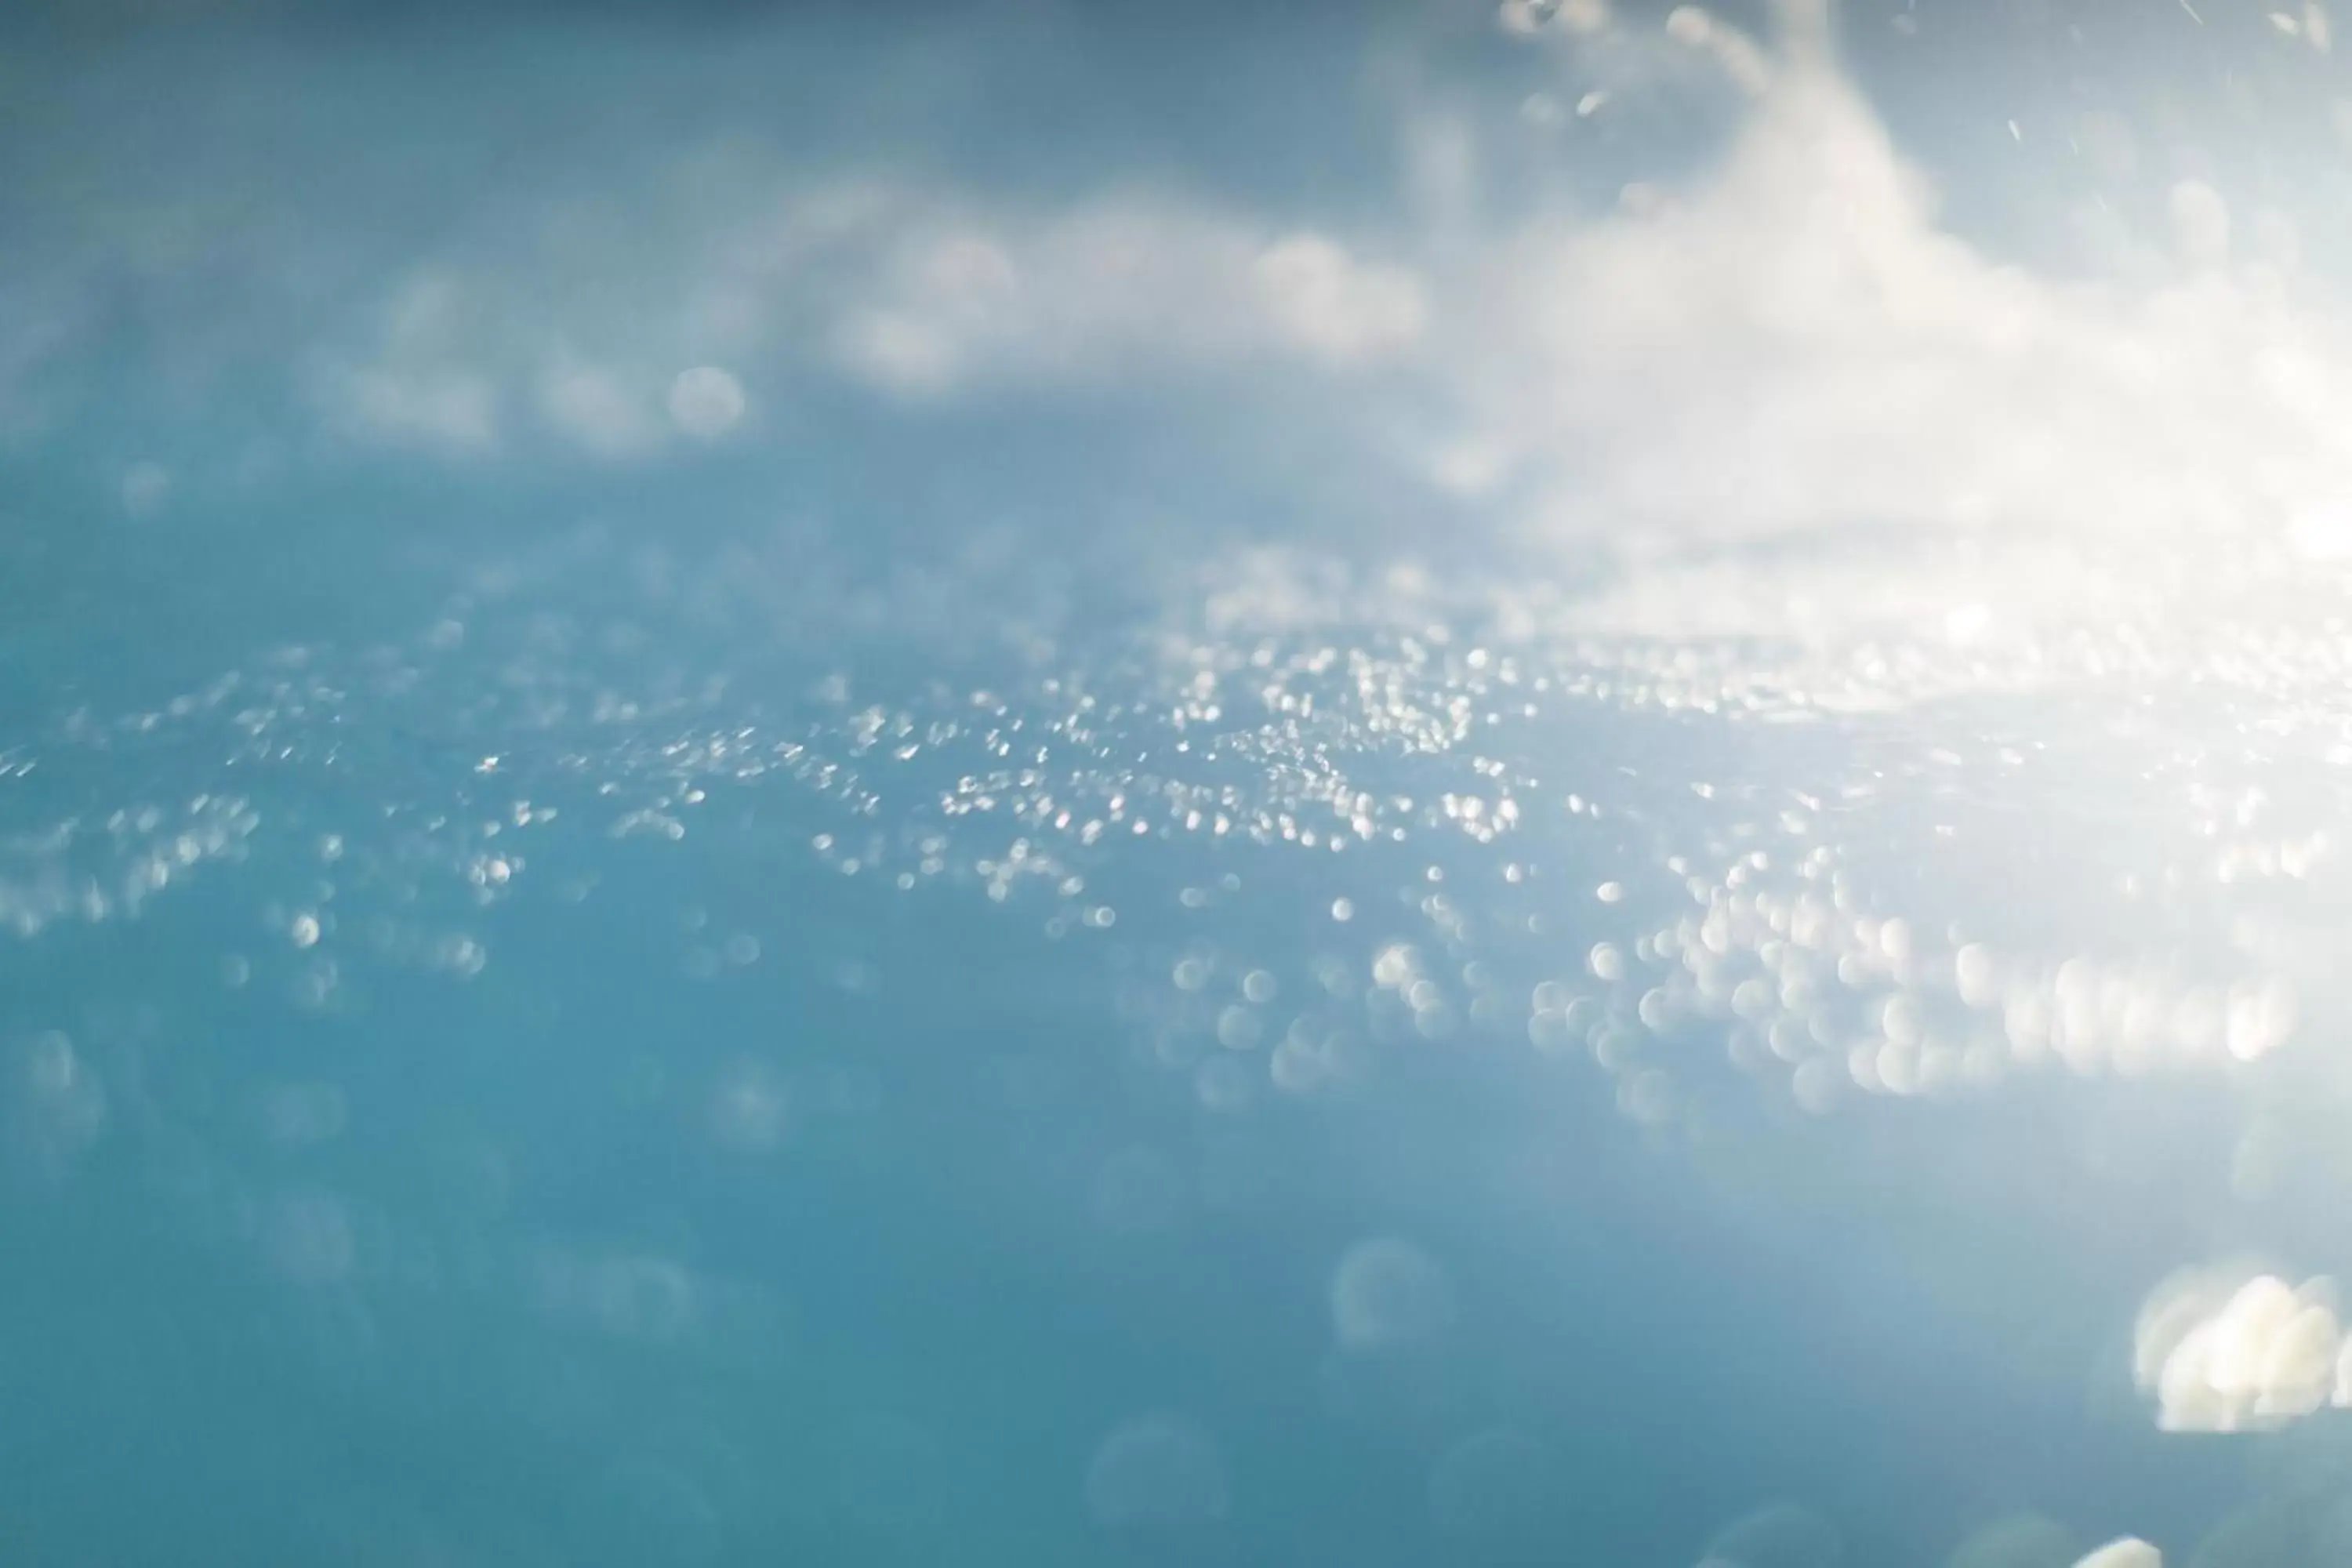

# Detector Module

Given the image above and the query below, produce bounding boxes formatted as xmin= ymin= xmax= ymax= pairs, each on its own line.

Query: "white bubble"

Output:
xmin=1331 ymin=1236 xmax=1457 ymax=1352
xmin=2071 ymin=1540 xmax=2158 ymax=1568
xmin=1084 ymin=1414 xmax=1231 ymax=1530
xmin=666 ymin=366 xmax=746 ymax=440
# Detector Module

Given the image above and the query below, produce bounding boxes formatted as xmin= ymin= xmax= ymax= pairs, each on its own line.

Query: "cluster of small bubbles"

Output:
xmin=0 ymin=796 xmax=259 ymax=939
xmin=460 ymin=849 xmax=520 ymax=901
xmin=612 ymin=808 xmax=688 ymax=842
xmin=1269 ymin=1014 xmax=1364 ymax=1096
xmin=976 ymin=840 xmax=1074 ymax=904
xmin=20 ymin=463 xmax=2352 ymax=1565
xmin=1477 ymin=830 xmax=2314 ymax=1134
xmin=1368 ymin=942 xmax=1461 ymax=1041
xmin=13 ymin=517 xmax=2352 ymax=1323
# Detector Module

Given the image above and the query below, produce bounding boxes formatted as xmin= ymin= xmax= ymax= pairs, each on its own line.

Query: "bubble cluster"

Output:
xmin=0 ymin=412 xmax=2349 ymax=1568
xmin=21 ymin=2 xmax=2352 ymax=1562
xmin=2135 ymin=1269 xmax=2348 ymax=1432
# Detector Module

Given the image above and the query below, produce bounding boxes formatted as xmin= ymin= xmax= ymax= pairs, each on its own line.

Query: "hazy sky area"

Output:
xmin=12 ymin=4 xmax=2352 ymax=1566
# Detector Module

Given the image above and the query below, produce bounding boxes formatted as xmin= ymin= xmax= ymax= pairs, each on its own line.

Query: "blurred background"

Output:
xmin=8 ymin=1 xmax=2352 ymax=1563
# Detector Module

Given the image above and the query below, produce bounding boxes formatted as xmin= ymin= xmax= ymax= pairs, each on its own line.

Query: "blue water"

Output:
xmin=9 ymin=4 xmax=2352 ymax=1565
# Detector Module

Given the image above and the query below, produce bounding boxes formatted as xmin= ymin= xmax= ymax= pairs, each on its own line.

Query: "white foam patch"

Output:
xmin=91 ymin=0 xmax=2350 ymax=594
xmin=2133 ymin=1268 xmax=2345 ymax=1432
xmin=1443 ymin=2 xmax=2352 ymax=566
xmin=830 ymin=206 xmax=1425 ymax=397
